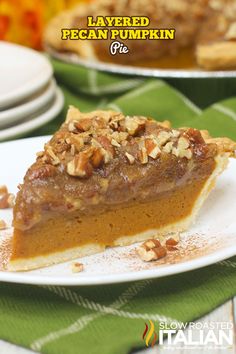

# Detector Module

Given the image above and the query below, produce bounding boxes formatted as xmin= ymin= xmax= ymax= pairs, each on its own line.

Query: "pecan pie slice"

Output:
xmin=8 ymin=107 xmax=236 ymax=271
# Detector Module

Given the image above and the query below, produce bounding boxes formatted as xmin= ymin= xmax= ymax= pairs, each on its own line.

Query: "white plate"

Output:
xmin=0 ymin=136 xmax=236 ymax=286
xmin=46 ymin=45 xmax=236 ymax=79
xmin=0 ymin=79 xmax=56 ymax=128
xmin=0 ymin=42 xmax=53 ymax=109
xmin=0 ymin=88 xmax=64 ymax=141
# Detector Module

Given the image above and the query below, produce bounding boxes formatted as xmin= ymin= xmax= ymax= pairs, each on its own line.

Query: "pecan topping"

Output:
xmin=39 ymin=107 xmax=228 ymax=179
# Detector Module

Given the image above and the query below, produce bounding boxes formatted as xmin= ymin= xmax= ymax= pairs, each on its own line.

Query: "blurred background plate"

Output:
xmin=0 ymin=79 xmax=56 ymax=129
xmin=46 ymin=45 xmax=236 ymax=79
xmin=0 ymin=87 xmax=64 ymax=141
xmin=0 ymin=42 xmax=53 ymax=109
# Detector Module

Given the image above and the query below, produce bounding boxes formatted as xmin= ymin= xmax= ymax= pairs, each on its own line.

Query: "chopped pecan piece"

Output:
xmin=139 ymin=147 xmax=148 ymax=164
xmin=67 ymin=151 xmax=93 ymax=178
xmin=36 ymin=151 xmax=44 ymax=158
xmin=163 ymin=141 xmax=174 ymax=154
xmin=145 ymin=138 xmax=161 ymax=159
xmin=109 ymin=114 xmax=124 ymax=130
xmin=124 ymin=116 xmax=146 ymax=136
xmin=144 ymin=238 xmax=161 ymax=249
xmin=156 ymin=131 xmax=172 ymax=146
xmin=71 ymin=262 xmax=84 ymax=273
xmin=0 ymin=185 xmax=15 ymax=209
xmin=172 ymin=137 xmax=193 ymax=159
xmin=7 ymin=194 xmax=15 ymax=208
xmin=68 ymin=121 xmax=77 ymax=133
xmin=97 ymin=136 xmax=115 ymax=158
xmin=166 ymin=234 xmax=180 ymax=251
xmin=111 ymin=139 xmax=121 ymax=148
xmin=91 ymin=148 xmax=104 ymax=168
xmin=0 ymin=185 xmax=7 ymax=195
xmin=125 ymin=152 xmax=135 ymax=164
xmin=65 ymin=106 xmax=81 ymax=123
xmin=45 ymin=146 xmax=60 ymax=166
xmin=101 ymin=148 xmax=113 ymax=164
xmin=70 ymin=144 xmax=76 ymax=156
xmin=70 ymin=135 xmax=84 ymax=151
xmin=137 ymin=238 xmax=167 ymax=261
xmin=157 ymin=120 xmax=171 ymax=129
xmin=111 ymin=131 xmax=129 ymax=143
xmin=225 ymin=22 xmax=236 ymax=40
xmin=171 ymin=130 xmax=180 ymax=138
xmin=166 ymin=233 xmax=180 ymax=244
xmin=75 ymin=118 xmax=92 ymax=132
xmin=137 ymin=244 xmax=167 ymax=261
xmin=0 ymin=220 xmax=7 ymax=230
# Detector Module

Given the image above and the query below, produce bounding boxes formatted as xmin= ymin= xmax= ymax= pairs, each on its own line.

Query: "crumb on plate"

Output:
xmin=71 ymin=262 xmax=84 ymax=273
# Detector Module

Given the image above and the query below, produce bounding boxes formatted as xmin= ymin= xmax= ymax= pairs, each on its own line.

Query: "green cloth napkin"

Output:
xmin=1 ymin=260 xmax=236 ymax=354
xmin=33 ymin=59 xmax=236 ymax=141
xmin=1 ymin=59 xmax=236 ymax=354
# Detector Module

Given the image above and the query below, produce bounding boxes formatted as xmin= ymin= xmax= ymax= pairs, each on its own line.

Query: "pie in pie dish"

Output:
xmin=8 ymin=107 xmax=236 ymax=271
xmin=44 ymin=0 xmax=236 ymax=70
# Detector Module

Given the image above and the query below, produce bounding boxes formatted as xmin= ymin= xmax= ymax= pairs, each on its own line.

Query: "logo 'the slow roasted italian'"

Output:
xmin=142 ymin=320 xmax=158 ymax=347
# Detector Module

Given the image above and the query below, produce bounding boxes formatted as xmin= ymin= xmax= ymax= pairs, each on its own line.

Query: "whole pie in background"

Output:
xmin=44 ymin=0 xmax=236 ymax=70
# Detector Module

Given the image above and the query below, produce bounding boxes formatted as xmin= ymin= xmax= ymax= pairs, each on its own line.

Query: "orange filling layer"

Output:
xmin=11 ymin=180 xmax=206 ymax=260
xmin=10 ymin=178 xmax=208 ymax=261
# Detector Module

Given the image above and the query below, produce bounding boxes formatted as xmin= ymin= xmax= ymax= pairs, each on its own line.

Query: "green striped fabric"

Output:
xmin=0 ymin=261 xmax=236 ymax=354
xmin=33 ymin=59 xmax=236 ymax=141
xmin=1 ymin=59 xmax=236 ymax=353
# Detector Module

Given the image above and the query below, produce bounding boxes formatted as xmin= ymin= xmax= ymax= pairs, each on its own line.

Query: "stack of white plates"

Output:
xmin=0 ymin=41 xmax=64 ymax=141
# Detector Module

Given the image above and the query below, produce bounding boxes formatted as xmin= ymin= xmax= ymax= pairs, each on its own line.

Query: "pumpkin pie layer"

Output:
xmin=8 ymin=107 xmax=236 ymax=271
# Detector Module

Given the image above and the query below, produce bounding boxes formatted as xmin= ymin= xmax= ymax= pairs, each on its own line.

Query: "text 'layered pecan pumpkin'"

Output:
xmin=9 ymin=107 xmax=236 ymax=271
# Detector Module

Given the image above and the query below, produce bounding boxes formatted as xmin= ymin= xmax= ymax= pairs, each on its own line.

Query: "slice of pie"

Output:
xmin=8 ymin=107 xmax=236 ymax=271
